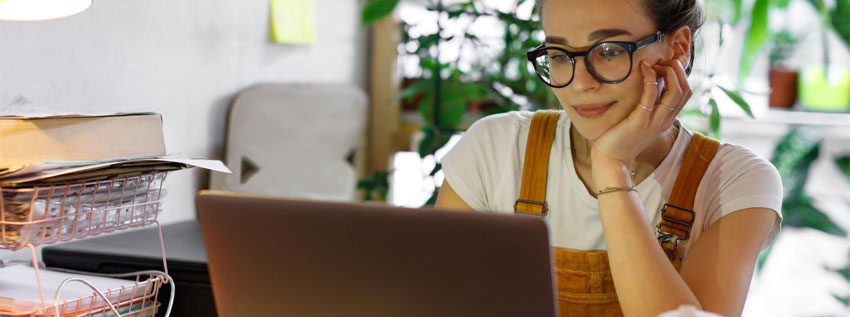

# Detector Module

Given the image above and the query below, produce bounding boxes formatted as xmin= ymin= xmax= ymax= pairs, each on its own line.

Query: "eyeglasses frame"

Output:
xmin=526 ymin=31 xmax=665 ymax=88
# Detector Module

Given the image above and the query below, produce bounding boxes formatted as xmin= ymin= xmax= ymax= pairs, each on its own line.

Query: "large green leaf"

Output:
xmin=413 ymin=74 xmax=486 ymax=130
xmin=773 ymin=0 xmax=793 ymax=9
xmin=835 ymin=266 xmax=850 ymax=307
xmin=837 ymin=156 xmax=850 ymax=184
xmin=718 ymin=86 xmax=755 ymax=118
xmin=441 ymin=82 xmax=488 ymax=128
xmin=739 ymin=0 xmax=769 ymax=83
xmin=782 ymin=199 xmax=848 ymax=237
xmin=807 ymin=0 xmax=826 ymax=13
xmin=415 ymin=33 xmax=442 ymax=54
xmin=833 ymin=295 xmax=849 ymax=307
xmin=429 ymin=163 xmax=442 ymax=177
xmin=393 ymin=77 xmax=431 ymax=104
xmin=832 ymin=0 xmax=850 ymax=51
xmin=357 ymin=170 xmax=392 ymax=201
xmin=734 ymin=0 xmax=744 ymax=22
xmin=709 ymin=98 xmax=721 ymax=138
xmin=417 ymin=92 xmax=434 ymax=124
xmin=770 ymin=129 xmax=821 ymax=199
xmin=361 ymin=0 xmax=399 ymax=25
xmin=836 ymin=267 xmax=850 ymax=280
xmin=418 ymin=126 xmax=454 ymax=158
xmin=438 ymin=92 xmax=468 ymax=129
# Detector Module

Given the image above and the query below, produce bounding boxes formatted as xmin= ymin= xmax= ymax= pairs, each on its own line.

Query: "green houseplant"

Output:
xmin=360 ymin=0 xmax=553 ymax=204
xmin=758 ymin=128 xmax=850 ymax=308
xmin=835 ymin=156 xmax=850 ymax=307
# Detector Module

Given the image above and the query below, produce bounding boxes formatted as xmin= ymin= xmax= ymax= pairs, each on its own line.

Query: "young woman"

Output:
xmin=435 ymin=0 xmax=783 ymax=316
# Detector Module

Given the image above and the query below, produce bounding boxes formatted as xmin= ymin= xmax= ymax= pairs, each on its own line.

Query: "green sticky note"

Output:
xmin=270 ymin=0 xmax=316 ymax=44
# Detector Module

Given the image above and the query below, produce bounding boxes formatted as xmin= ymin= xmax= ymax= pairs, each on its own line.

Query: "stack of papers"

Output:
xmin=0 ymin=156 xmax=230 ymax=187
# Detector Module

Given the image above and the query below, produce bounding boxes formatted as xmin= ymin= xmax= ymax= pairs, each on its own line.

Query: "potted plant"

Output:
xmin=768 ymin=30 xmax=799 ymax=109
xmin=798 ymin=0 xmax=850 ymax=112
xmin=362 ymin=0 xmax=552 ymax=204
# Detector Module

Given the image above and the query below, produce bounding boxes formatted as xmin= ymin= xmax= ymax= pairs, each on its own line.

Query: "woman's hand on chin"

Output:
xmin=589 ymin=59 xmax=691 ymax=175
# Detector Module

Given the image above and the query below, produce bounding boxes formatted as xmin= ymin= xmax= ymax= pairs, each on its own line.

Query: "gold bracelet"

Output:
xmin=596 ymin=186 xmax=637 ymax=196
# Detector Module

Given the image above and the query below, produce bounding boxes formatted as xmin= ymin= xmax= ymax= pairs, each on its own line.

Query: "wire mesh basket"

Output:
xmin=0 ymin=265 xmax=166 ymax=317
xmin=0 ymin=172 xmax=168 ymax=250
xmin=77 ymin=300 xmax=160 ymax=317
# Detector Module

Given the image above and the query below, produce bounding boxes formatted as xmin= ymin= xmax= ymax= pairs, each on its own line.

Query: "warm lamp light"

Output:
xmin=0 ymin=0 xmax=92 ymax=21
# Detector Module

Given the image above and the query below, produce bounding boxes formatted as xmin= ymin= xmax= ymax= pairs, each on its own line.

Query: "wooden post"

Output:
xmin=367 ymin=13 xmax=402 ymax=175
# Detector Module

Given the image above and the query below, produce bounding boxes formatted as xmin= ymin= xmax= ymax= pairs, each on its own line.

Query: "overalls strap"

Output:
xmin=514 ymin=110 xmax=561 ymax=216
xmin=658 ymin=132 xmax=719 ymax=270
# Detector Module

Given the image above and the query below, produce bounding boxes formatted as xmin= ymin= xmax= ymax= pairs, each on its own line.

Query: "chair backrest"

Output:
xmin=210 ymin=83 xmax=368 ymax=201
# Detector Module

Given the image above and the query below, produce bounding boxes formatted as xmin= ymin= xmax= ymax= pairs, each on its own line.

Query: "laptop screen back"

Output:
xmin=196 ymin=190 xmax=556 ymax=317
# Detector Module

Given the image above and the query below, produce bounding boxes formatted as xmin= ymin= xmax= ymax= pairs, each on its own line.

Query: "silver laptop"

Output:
xmin=196 ymin=190 xmax=556 ymax=316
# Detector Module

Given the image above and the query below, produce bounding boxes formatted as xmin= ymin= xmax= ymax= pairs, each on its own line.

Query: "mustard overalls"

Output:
xmin=514 ymin=111 xmax=719 ymax=316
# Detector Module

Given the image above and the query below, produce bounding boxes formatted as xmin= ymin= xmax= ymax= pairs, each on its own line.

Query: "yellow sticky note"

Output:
xmin=270 ymin=0 xmax=316 ymax=44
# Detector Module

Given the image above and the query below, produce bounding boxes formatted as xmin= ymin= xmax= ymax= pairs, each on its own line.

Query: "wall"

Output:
xmin=0 ymin=0 xmax=369 ymax=225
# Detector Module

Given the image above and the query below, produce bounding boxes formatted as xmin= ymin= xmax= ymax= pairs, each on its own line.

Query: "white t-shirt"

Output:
xmin=441 ymin=111 xmax=783 ymax=257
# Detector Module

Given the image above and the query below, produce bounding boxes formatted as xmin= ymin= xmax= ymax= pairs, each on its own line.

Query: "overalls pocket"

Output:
xmin=553 ymin=248 xmax=624 ymax=316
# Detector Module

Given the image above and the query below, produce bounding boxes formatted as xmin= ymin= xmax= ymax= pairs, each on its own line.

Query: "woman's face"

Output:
xmin=541 ymin=0 xmax=669 ymax=141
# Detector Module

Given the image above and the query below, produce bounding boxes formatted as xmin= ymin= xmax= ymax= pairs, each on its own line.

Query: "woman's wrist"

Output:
xmin=591 ymin=156 xmax=634 ymax=191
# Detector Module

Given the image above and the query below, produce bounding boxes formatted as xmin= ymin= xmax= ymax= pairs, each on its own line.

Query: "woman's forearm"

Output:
xmin=592 ymin=159 xmax=702 ymax=316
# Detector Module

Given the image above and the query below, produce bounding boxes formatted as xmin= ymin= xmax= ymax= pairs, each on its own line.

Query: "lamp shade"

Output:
xmin=0 ymin=0 xmax=92 ymax=21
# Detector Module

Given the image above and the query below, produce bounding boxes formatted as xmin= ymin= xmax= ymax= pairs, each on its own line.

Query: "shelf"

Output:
xmin=726 ymin=108 xmax=850 ymax=127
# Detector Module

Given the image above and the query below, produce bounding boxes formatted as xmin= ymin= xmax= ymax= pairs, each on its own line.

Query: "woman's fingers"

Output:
xmin=631 ymin=60 xmax=659 ymax=126
xmin=671 ymin=59 xmax=691 ymax=98
xmin=666 ymin=59 xmax=691 ymax=127
xmin=650 ymin=61 xmax=683 ymax=130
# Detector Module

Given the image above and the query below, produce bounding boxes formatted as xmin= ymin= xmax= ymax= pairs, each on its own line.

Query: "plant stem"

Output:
xmin=434 ymin=0 xmax=443 ymax=130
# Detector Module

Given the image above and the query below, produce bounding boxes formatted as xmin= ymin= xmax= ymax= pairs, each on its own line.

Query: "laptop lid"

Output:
xmin=196 ymin=190 xmax=556 ymax=317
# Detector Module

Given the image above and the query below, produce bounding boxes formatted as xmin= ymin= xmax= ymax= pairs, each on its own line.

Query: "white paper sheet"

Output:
xmin=0 ymin=156 xmax=231 ymax=185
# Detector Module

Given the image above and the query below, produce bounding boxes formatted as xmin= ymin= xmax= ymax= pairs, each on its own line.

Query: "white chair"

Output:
xmin=210 ymin=83 xmax=368 ymax=201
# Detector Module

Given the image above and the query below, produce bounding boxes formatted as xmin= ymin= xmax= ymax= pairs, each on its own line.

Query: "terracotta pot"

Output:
xmin=401 ymin=77 xmax=425 ymax=111
xmin=769 ymin=68 xmax=799 ymax=109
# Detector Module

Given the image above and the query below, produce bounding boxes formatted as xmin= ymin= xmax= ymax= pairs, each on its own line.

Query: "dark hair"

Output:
xmin=535 ymin=0 xmax=705 ymax=75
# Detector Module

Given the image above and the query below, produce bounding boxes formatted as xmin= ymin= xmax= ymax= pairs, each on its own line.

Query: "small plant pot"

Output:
xmin=799 ymin=66 xmax=850 ymax=112
xmin=769 ymin=68 xmax=799 ymax=109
